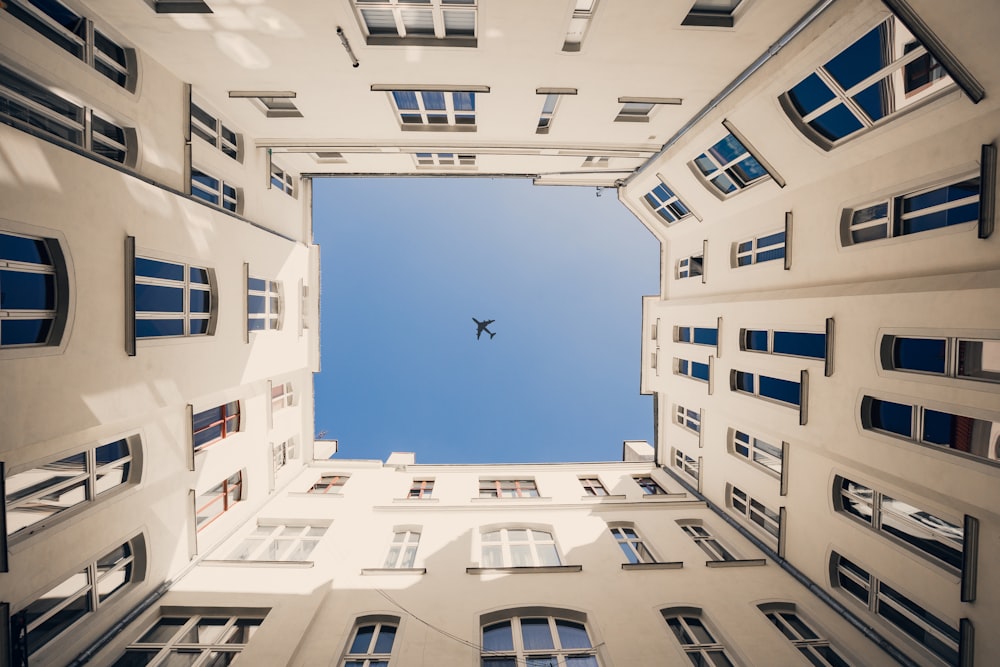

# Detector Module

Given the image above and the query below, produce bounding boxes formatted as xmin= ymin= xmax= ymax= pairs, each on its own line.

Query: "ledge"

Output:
xmin=466 ymin=565 xmax=581 ymax=575
xmin=361 ymin=567 xmax=427 ymax=576
xmin=470 ymin=497 xmax=553 ymax=503
xmin=391 ymin=498 xmax=440 ymax=504
xmin=200 ymin=560 xmax=313 ymax=568
xmin=641 ymin=493 xmax=688 ymax=501
xmin=622 ymin=561 xmax=683 ymax=571
xmin=287 ymin=491 xmax=343 ymax=499
xmin=579 ymin=494 xmax=627 ymax=501
xmin=705 ymin=558 xmax=766 ymax=568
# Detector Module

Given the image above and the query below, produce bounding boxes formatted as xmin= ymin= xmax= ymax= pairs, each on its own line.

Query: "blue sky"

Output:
xmin=312 ymin=177 xmax=659 ymax=464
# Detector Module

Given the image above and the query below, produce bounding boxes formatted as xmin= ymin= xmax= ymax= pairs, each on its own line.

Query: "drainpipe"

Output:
xmin=660 ymin=465 xmax=920 ymax=667
xmin=620 ymin=0 xmax=838 ymax=188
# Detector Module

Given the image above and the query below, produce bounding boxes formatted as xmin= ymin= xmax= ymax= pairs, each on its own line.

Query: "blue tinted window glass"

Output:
xmin=922 ymin=409 xmax=955 ymax=446
xmin=1 ymin=318 xmax=51 ymax=345
xmin=877 ymin=584 xmax=958 ymax=665
xmin=349 ymin=626 xmax=375 ymax=654
xmin=373 ymin=625 xmax=396 ymax=654
xmin=190 ymin=267 xmax=209 ymax=284
xmin=678 ymin=359 xmax=689 ymax=374
xmin=738 ymin=241 xmax=753 ymax=253
xmin=392 ymin=91 xmax=419 ymax=110
xmin=745 ymin=330 xmax=768 ymax=351
xmin=711 ymin=173 xmax=737 ymax=194
xmin=708 ymin=133 xmax=746 ymax=164
xmin=422 ymin=91 xmax=446 ymax=110
xmin=189 ymin=289 xmax=210 ymax=313
xmin=773 ymin=331 xmax=826 ymax=359
xmin=96 ymin=439 xmax=128 ymax=463
xmin=135 ymin=258 xmax=184 ymax=281
xmin=693 ymin=328 xmax=717 ymax=346
xmin=191 ymin=170 xmax=218 ymax=190
xmin=729 ymin=156 xmax=767 ymax=186
xmin=734 ymin=372 xmax=754 ymax=392
xmin=481 ymin=659 xmax=516 ymax=667
xmin=809 ymin=104 xmax=865 ymax=141
xmin=669 ymin=201 xmax=689 ymax=218
xmin=692 ymin=361 xmax=709 ymax=381
xmin=482 ymin=622 xmax=513 ymax=651
xmin=134 ymin=284 xmax=182 ymax=312
xmin=0 ymin=270 xmax=54 ymax=309
xmin=737 ymin=255 xmax=753 ymax=266
xmin=759 ymin=375 xmax=801 ymax=405
xmin=643 ymin=193 xmax=659 ymax=209
xmin=190 ymin=318 xmax=209 ymax=335
xmin=192 ymin=406 xmax=221 ymax=431
xmin=851 ymin=81 xmax=889 ymax=122
xmin=824 ymin=22 xmax=887 ymax=90
xmin=565 ymin=657 xmax=599 ymax=667
xmin=653 ymin=184 xmax=672 ymax=201
xmin=247 ymin=294 xmax=266 ymax=314
xmin=0 ymin=233 xmax=50 ymax=264
xmin=852 ymin=222 xmax=889 ymax=244
xmin=870 ymin=399 xmax=912 ymax=437
xmin=893 ymin=338 xmax=946 ymax=373
xmin=521 ymin=619 xmax=554 ymax=650
xmin=899 ymin=203 xmax=979 ymax=235
xmin=693 ymin=154 xmax=716 ymax=176
xmin=756 ymin=247 xmax=785 ymax=263
xmin=678 ymin=328 xmax=691 ymax=342
xmin=452 ymin=92 xmax=475 ymax=111
xmin=135 ymin=318 xmax=183 ymax=338
xmin=787 ymin=72 xmax=835 ymax=115
xmin=905 ymin=180 xmax=979 ymax=213
xmin=556 ymin=620 xmax=592 ymax=649
xmin=758 ymin=231 xmax=785 ymax=248
xmin=247 ymin=277 xmax=266 ymax=292
xmin=248 ymin=318 xmax=266 ymax=331
xmin=655 ymin=208 xmax=676 ymax=223
xmin=191 ymin=188 xmax=219 ymax=205
xmin=617 ymin=541 xmax=640 ymax=564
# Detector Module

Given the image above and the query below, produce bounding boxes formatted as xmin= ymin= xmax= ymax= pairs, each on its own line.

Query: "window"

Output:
xmin=675 ymin=358 xmax=710 ymax=383
xmin=272 ymin=438 xmax=297 ymax=476
xmin=479 ymin=479 xmax=539 ymax=498
xmin=229 ymin=91 xmax=303 ymax=118
xmin=536 ymin=93 xmax=561 ymax=133
xmin=481 ymin=613 xmax=599 ymax=666
xmin=384 ymin=530 xmax=421 ymax=568
xmin=387 ymin=89 xmax=477 ymax=129
xmin=415 ymin=152 xmax=476 ymax=167
xmin=731 ymin=370 xmax=802 ymax=407
xmin=760 ymin=605 xmax=851 ymax=667
xmin=20 ymin=539 xmax=140 ymax=657
xmin=4 ymin=0 xmax=134 ymax=88
xmin=615 ymin=97 xmax=681 ymax=122
xmin=195 ymin=471 xmax=243 ymax=532
xmin=692 ymin=131 xmax=770 ymax=196
xmin=481 ymin=528 xmax=561 ymax=567
xmin=190 ymin=100 xmax=239 ymax=160
xmin=633 ymin=475 xmax=667 ymax=495
xmin=682 ymin=0 xmax=743 ymax=27
xmin=730 ymin=486 xmax=780 ymax=539
xmin=271 ymin=382 xmax=294 ymax=412
xmin=675 ymin=404 xmax=701 ymax=435
xmin=269 ymin=162 xmax=295 ymax=197
xmin=675 ymin=326 xmax=718 ymax=346
xmin=562 ymin=0 xmax=598 ymax=52
xmin=881 ymin=334 xmax=1000 ymax=384
xmin=6 ymin=437 xmax=134 ymax=540
xmin=134 ymin=256 xmax=214 ymax=339
xmin=673 ymin=448 xmax=700 ymax=480
xmin=1 ymin=230 xmax=67 ymax=348
xmin=662 ymin=610 xmax=736 ymax=666
xmin=732 ymin=430 xmax=783 ymax=477
xmin=742 ymin=328 xmax=827 ymax=360
xmin=735 ymin=230 xmax=786 ymax=266
xmin=191 ymin=168 xmax=239 ymax=213
xmin=609 ymin=525 xmax=656 ymax=564
xmin=676 ymin=253 xmax=703 ymax=280
xmin=309 ymin=474 xmax=350 ymax=494
xmin=0 ymin=63 xmax=132 ymax=164
xmin=227 ymin=521 xmax=327 ymax=562
xmin=835 ymin=476 xmax=963 ymax=571
xmin=581 ymin=156 xmax=608 ymax=168
xmin=355 ymin=0 xmax=476 ymax=45
xmin=248 ymin=277 xmax=281 ymax=331
xmin=833 ymin=553 xmax=959 ymax=665
xmin=342 ymin=618 xmax=399 ymax=666
xmin=679 ymin=523 xmax=736 ymax=562
xmin=783 ymin=16 xmax=955 ymax=148
xmin=313 ymin=151 xmax=347 ymax=163
xmin=147 ymin=1 xmax=213 ymax=12
xmin=861 ymin=395 xmax=999 ymax=464
xmin=407 ymin=479 xmax=434 ymax=499
xmin=644 ymin=179 xmax=693 ymax=225
xmin=844 ymin=176 xmax=980 ymax=245
xmin=112 ymin=611 xmax=265 ymax=666
xmin=192 ymin=401 xmax=240 ymax=450
xmin=578 ymin=477 xmax=608 ymax=496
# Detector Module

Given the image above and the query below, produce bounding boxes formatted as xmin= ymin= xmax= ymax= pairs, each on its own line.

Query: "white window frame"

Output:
xmin=644 ymin=179 xmax=694 ymax=225
xmin=676 ymin=253 xmax=704 ymax=280
xmin=674 ymin=404 xmax=702 ymax=439
xmin=225 ymin=520 xmax=328 ymax=562
xmin=609 ymin=525 xmax=656 ymax=564
xmin=134 ymin=256 xmax=214 ymax=339
xmin=732 ymin=429 xmax=783 ymax=478
xmin=191 ymin=167 xmax=240 ymax=213
xmin=879 ymin=334 xmax=1000 ymax=384
xmin=578 ymin=477 xmax=608 ymax=496
xmin=354 ymin=0 xmax=477 ymax=45
xmin=0 ymin=230 xmax=63 ymax=349
xmin=730 ymin=485 xmax=781 ymax=541
xmin=309 ymin=474 xmax=350 ymax=494
xmin=562 ymin=0 xmax=599 ymax=52
xmin=341 ymin=617 xmax=399 ymax=667
xmin=114 ymin=611 xmax=265 ymax=665
xmin=414 ymin=152 xmax=476 ymax=167
xmin=633 ymin=475 xmax=667 ymax=495
xmin=480 ymin=527 xmax=563 ymax=568
xmin=384 ymin=529 xmax=421 ymax=568
xmin=734 ymin=229 xmax=786 ymax=267
xmin=383 ymin=88 xmax=480 ymax=129
xmin=691 ymin=129 xmax=773 ymax=198
xmin=248 ymin=276 xmax=281 ymax=332
xmin=269 ymin=162 xmax=295 ymax=197
xmin=407 ymin=479 xmax=434 ymax=499
xmin=673 ymin=448 xmax=700 ymax=481
xmin=760 ymin=604 xmax=852 ymax=667
xmin=662 ymin=610 xmax=737 ymax=665
xmin=190 ymin=99 xmax=240 ymax=161
xmin=679 ymin=522 xmax=736 ymax=562
xmin=481 ymin=614 xmax=601 ymax=665
xmin=479 ymin=479 xmax=539 ymax=498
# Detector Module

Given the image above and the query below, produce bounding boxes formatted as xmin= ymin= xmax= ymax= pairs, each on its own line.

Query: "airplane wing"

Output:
xmin=476 ymin=330 xmax=482 ymax=339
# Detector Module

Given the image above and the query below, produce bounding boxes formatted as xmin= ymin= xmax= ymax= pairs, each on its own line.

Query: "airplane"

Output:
xmin=472 ymin=318 xmax=496 ymax=340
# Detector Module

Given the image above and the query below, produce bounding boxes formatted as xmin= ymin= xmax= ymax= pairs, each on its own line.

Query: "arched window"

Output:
xmin=661 ymin=608 xmax=736 ymax=666
xmin=481 ymin=609 xmax=599 ymax=666
xmin=481 ymin=527 xmax=561 ymax=568
xmin=758 ymin=603 xmax=851 ymax=666
xmin=1 ymin=230 xmax=69 ymax=350
xmin=341 ymin=616 xmax=399 ymax=667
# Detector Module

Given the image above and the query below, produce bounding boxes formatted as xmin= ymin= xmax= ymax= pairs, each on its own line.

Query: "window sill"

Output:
xmin=288 ymin=491 xmax=343 ymax=498
xmin=705 ymin=558 xmax=766 ymax=568
xmin=641 ymin=493 xmax=687 ymax=501
xmin=361 ymin=567 xmax=427 ymax=575
xmin=622 ymin=562 xmax=683 ymax=571
xmin=466 ymin=565 xmax=582 ymax=575
xmin=470 ymin=496 xmax=552 ymax=503
xmin=392 ymin=498 xmax=440 ymax=504
xmin=200 ymin=559 xmax=314 ymax=568
xmin=579 ymin=494 xmax=627 ymax=501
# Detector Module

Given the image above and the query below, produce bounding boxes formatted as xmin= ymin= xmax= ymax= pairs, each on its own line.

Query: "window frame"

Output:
xmin=407 ymin=479 xmax=434 ymax=499
xmin=633 ymin=475 xmax=667 ymax=496
xmin=676 ymin=253 xmax=704 ymax=280
xmin=733 ymin=229 xmax=786 ymax=267
xmin=729 ymin=484 xmax=781 ymax=543
xmin=758 ymin=603 xmax=853 ymax=667
xmin=354 ymin=0 xmax=478 ymax=47
xmin=269 ymin=161 xmax=296 ymax=197
xmin=340 ymin=616 xmax=400 ymax=667
xmin=414 ymin=152 xmax=476 ymax=168
xmin=609 ymin=524 xmax=657 ymax=565
xmin=112 ymin=609 xmax=267 ymax=666
xmin=191 ymin=401 xmax=241 ymax=452
xmin=672 ymin=448 xmax=701 ymax=483
xmin=535 ymin=89 xmax=576 ymax=134
xmin=478 ymin=479 xmax=539 ymax=499
xmin=309 ymin=474 xmax=350 ymax=495
xmin=661 ymin=608 xmax=738 ymax=666
xmin=271 ymin=381 xmax=294 ymax=413
xmin=678 ymin=521 xmax=737 ymax=562
xmin=562 ymin=0 xmax=599 ymax=52
xmin=690 ymin=125 xmax=778 ymax=199
xmin=223 ymin=520 xmax=328 ymax=563
xmin=189 ymin=99 xmax=241 ymax=161
xmin=376 ymin=86 xmax=485 ymax=131
xmin=731 ymin=429 xmax=785 ymax=483
xmin=578 ymin=477 xmax=608 ymax=497
xmin=480 ymin=527 xmax=563 ymax=568
xmin=480 ymin=610 xmax=601 ymax=665
xmin=271 ymin=438 xmax=297 ymax=482
xmin=383 ymin=529 xmax=421 ymax=569
xmin=879 ymin=333 xmax=1000 ymax=385
xmin=228 ymin=90 xmax=303 ymax=118
xmin=247 ymin=275 xmax=282 ymax=334
xmin=731 ymin=369 xmax=807 ymax=421
xmin=133 ymin=255 xmax=215 ymax=341
xmin=195 ymin=471 xmax=243 ymax=533
xmin=0 ymin=228 xmax=71 ymax=352
xmin=190 ymin=167 xmax=240 ymax=213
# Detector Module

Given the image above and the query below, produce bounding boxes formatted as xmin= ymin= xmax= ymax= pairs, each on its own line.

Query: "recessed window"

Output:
xmin=673 ymin=448 xmax=700 ymax=481
xmin=479 ymin=479 xmax=539 ymax=498
xmin=633 ymin=475 xmax=667 ymax=495
xmin=414 ymin=152 xmax=476 ymax=167
xmin=408 ymin=479 xmax=434 ymax=499
xmin=309 ymin=474 xmax=350 ymax=494
xmin=536 ymin=93 xmax=561 ymax=133
xmin=861 ymin=395 xmax=999 ymax=464
xmin=272 ymin=438 xmax=297 ymax=478
xmin=482 ymin=614 xmax=600 ymax=665
xmin=112 ymin=611 xmax=266 ymax=666
xmin=783 ymin=16 xmax=955 ymax=148
xmin=192 ymin=401 xmax=240 ymax=451
xmin=5 ymin=0 xmax=135 ymax=89
xmin=562 ymin=0 xmax=598 ymax=52
xmin=742 ymin=328 xmax=826 ymax=360
xmin=384 ymin=530 xmax=421 ymax=568
xmin=0 ymin=64 xmax=133 ymax=164
xmin=313 ymin=151 xmax=347 ymax=164
xmin=227 ymin=521 xmax=328 ymax=562
xmin=579 ymin=477 xmax=608 ymax=496
xmin=730 ymin=485 xmax=780 ymax=540
xmin=386 ymin=89 xmax=478 ymax=129
xmin=675 ymin=326 xmax=717 ymax=346
xmin=675 ymin=357 xmax=710 ymax=383
xmin=271 ymin=382 xmax=294 ymax=412
xmin=881 ymin=334 xmax=1000 ymax=384
xmin=190 ymin=100 xmax=240 ymax=161
xmin=662 ymin=609 xmax=737 ymax=665
xmin=679 ymin=522 xmax=736 ymax=562
xmin=341 ymin=617 xmax=399 ymax=667
xmin=675 ymin=404 xmax=702 ymax=435
xmin=481 ymin=528 xmax=562 ymax=567
xmin=832 ymin=553 xmax=959 ymax=665
xmin=760 ymin=604 xmax=852 ymax=667
xmin=248 ymin=277 xmax=281 ymax=332
xmin=681 ymin=0 xmax=743 ymax=27
xmin=615 ymin=97 xmax=681 ymax=122
xmin=610 ymin=525 xmax=656 ymax=564
xmin=731 ymin=370 xmax=802 ymax=407
xmin=229 ymin=91 xmax=303 ymax=118
xmin=355 ymin=0 xmax=477 ymax=46
xmin=581 ymin=156 xmax=609 ymax=168
xmin=191 ymin=168 xmax=240 ymax=213
xmin=692 ymin=131 xmax=770 ymax=197
xmin=22 ymin=539 xmax=141 ymax=658
xmin=676 ymin=253 xmax=704 ymax=279
xmin=195 ymin=471 xmax=243 ymax=532
xmin=1 ymin=230 xmax=68 ymax=348
xmin=732 ymin=430 xmax=782 ymax=477
xmin=645 ymin=179 xmax=693 ymax=225
xmin=269 ymin=162 xmax=295 ymax=197
xmin=734 ymin=230 xmax=785 ymax=266
xmin=134 ymin=256 xmax=215 ymax=339
xmin=6 ymin=437 xmax=136 ymax=541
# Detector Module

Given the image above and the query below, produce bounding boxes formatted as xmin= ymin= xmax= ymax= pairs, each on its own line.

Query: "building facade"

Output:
xmin=0 ymin=0 xmax=997 ymax=665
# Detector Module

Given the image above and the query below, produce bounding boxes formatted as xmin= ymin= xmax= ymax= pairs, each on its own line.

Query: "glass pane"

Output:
xmin=190 ymin=289 xmax=210 ymax=313
xmin=1 ymin=318 xmax=53 ymax=345
xmin=922 ymin=409 xmax=955 ymax=445
xmin=773 ymin=331 xmax=826 ymax=359
xmin=226 ymin=619 xmax=261 ymax=644
xmin=759 ymin=375 xmax=800 ymax=405
xmin=556 ymin=620 xmax=592 ymax=649
xmin=824 ymin=21 xmax=888 ymax=90
xmin=509 ymin=544 xmax=532 ymax=566
xmin=728 ymin=155 xmax=767 ymax=186
xmin=421 ymin=91 xmax=446 ymax=110
xmin=482 ymin=621 xmax=514 ymax=651
xmin=138 ymin=617 xmax=188 ymax=644
xmin=893 ymin=337 xmax=946 ymax=373
xmin=535 ymin=543 xmax=560 ymax=566
xmin=787 ymin=72 xmax=835 ymax=116
xmin=0 ymin=233 xmax=51 ymax=264
xmin=400 ymin=8 xmax=434 ymax=34
xmin=708 ymin=134 xmax=746 ymax=165
xmin=349 ymin=625 xmax=375 ymax=654
xmin=27 ymin=587 xmax=91 ymax=654
xmin=521 ymin=618 xmax=554 ymax=650
xmin=745 ymin=330 xmax=768 ymax=351
xmin=881 ymin=497 xmax=962 ymax=568
xmin=852 ymin=80 xmax=889 ymax=123
xmin=373 ymin=624 xmax=396 ymax=653
xmin=809 ymin=104 xmax=865 ymax=141
xmin=0 ymin=271 xmax=55 ymax=310
xmin=693 ymin=328 xmax=717 ymax=346
xmin=134 ymin=284 xmax=183 ymax=313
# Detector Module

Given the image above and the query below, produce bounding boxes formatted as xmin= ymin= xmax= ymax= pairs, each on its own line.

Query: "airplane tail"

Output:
xmin=489 ymin=332 xmax=496 ymax=339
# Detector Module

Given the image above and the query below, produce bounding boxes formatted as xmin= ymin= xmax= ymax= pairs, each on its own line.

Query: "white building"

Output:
xmin=0 ymin=0 xmax=997 ymax=665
